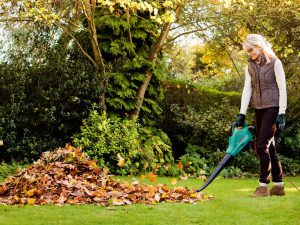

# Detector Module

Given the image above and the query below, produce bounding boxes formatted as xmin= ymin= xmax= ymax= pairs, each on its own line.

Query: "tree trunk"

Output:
xmin=129 ymin=22 xmax=172 ymax=121
xmin=129 ymin=5 xmax=185 ymax=120
xmin=84 ymin=0 xmax=107 ymax=112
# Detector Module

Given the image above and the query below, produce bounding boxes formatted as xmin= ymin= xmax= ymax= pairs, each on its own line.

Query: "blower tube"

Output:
xmin=196 ymin=153 xmax=232 ymax=192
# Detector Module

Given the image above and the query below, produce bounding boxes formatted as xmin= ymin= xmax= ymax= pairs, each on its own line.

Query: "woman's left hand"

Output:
xmin=276 ymin=114 xmax=286 ymax=131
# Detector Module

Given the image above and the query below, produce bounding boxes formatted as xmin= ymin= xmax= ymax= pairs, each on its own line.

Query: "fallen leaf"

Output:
xmin=112 ymin=198 xmax=124 ymax=206
xmin=117 ymin=153 xmax=125 ymax=167
xmin=140 ymin=175 xmax=146 ymax=181
xmin=179 ymin=174 xmax=188 ymax=181
xmin=170 ymin=178 xmax=177 ymax=185
xmin=148 ymin=172 xmax=157 ymax=183
xmin=0 ymin=185 xmax=9 ymax=195
xmin=25 ymin=189 xmax=37 ymax=197
xmin=27 ymin=198 xmax=35 ymax=205
xmin=154 ymin=193 xmax=160 ymax=202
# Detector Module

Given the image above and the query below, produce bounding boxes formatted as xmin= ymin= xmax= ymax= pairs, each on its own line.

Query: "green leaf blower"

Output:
xmin=197 ymin=123 xmax=256 ymax=192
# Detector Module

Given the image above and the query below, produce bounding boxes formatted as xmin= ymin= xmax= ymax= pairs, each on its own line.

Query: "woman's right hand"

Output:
xmin=235 ymin=114 xmax=246 ymax=127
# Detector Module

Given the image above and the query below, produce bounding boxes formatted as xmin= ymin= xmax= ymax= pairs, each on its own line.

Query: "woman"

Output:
xmin=236 ymin=34 xmax=287 ymax=197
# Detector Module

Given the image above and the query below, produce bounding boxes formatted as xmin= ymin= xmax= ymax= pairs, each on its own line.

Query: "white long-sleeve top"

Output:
xmin=240 ymin=58 xmax=287 ymax=115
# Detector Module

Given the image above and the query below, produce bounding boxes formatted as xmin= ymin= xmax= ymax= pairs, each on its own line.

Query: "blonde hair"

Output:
xmin=242 ymin=34 xmax=276 ymax=63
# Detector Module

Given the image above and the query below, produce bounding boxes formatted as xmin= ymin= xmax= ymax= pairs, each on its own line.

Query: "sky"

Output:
xmin=0 ymin=26 xmax=9 ymax=62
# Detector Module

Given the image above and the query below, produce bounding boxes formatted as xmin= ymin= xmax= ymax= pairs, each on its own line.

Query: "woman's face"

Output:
xmin=246 ymin=46 xmax=262 ymax=61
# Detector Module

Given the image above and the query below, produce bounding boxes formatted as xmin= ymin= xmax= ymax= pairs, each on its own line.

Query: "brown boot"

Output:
xmin=250 ymin=186 xmax=270 ymax=197
xmin=270 ymin=186 xmax=285 ymax=196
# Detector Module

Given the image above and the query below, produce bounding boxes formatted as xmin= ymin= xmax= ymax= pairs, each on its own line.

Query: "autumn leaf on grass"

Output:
xmin=140 ymin=174 xmax=146 ymax=181
xmin=117 ymin=153 xmax=125 ymax=167
xmin=198 ymin=175 xmax=207 ymax=181
xmin=131 ymin=177 xmax=139 ymax=185
xmin=170 ymin=178 xmax=177 ymax=185
xmin=111 ymin=198 xmax=125 ymax=206
xmin=179 ymin=173 xmax=188 ymax=181
xmin=148 ymin=172 xmax=157 ymax=183
xmin=190 ymin=193 xmax=197 ymax=198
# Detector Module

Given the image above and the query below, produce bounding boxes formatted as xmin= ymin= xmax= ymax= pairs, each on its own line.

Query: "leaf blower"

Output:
xmin=197 ymin=123 xmax=256 ymax=192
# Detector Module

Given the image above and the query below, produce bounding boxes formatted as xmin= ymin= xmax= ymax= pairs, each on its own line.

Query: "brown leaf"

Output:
xmin=0 ymin=185 xmax=9 ymax=195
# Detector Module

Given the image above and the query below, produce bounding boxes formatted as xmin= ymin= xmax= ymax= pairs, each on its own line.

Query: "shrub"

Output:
xmin=279 ymin=155 xmax=300 ymax=176
xmin=0 ymin=44 xmax=102 ymax=162
xmin=0 ymin=162 xmax=25 ymax=180
xmin=162 ymin=100 xmax=240 ymax=158
xmin=232 ymin=151 xmax=260 ymax=175
xmin=160 ymin=81 xmax=248 ymax=158
xmin=73 ymin=110 xmax=174 ymax=175
xmin=179 ymin=144 xmax=207 ymax=177
xmin=280 ymin=126 xmax=300 ymax=161
xmin=219 ymin=166 xmax=243 ymax=178
xmin=156 ymin=164 xmax=184 ymax=177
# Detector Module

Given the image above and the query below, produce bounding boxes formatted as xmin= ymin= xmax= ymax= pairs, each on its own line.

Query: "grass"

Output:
xmin=0 ymin=176 xmax=300 ymax=225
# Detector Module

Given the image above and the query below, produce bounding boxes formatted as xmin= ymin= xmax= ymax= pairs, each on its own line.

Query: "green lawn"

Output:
xmin=1 ymin=176 xmax=300 ymax=225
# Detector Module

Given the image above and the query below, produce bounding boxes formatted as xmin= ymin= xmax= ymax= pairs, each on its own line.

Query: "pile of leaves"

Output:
xmin=0 ymin=145 xmax=213 ymax=206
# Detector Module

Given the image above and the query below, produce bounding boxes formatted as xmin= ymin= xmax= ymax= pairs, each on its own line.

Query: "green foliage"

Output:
xmin=231 ymin=151 xmax=259 ymax=175
xmin=193 ymin=75 xmax=245 ymax=92
xmin=94 ymin=10 xmax=165 ymax=125
xmin=218 ymin=166 xmax=243 ymax=179
xmin=161 ymin=81 xmax=243 ymax=158
xmin=73 ymin=110 xmax=140 ymax=174
xmin=0 ymin=31 xmax=102 ymax=162
xmin=179 ymin=145 xmax=259 ymax=178
xmin=279 ymin=125 xmax=300 ymax=161
xmin=162 ymin=80 xmax=241 ymax=112
xmin=279 ymin=155 xmax=300 ymax=176
xmin=138 ymin=126 xmax=174 ymax=165
xmin=179 ymin=144 xmax=207 ymax=176
xmin=0 ymin=9 xmax=167 ymax=162
xmin=73 ymin=109 xmax=174 ymax=175
xmin=0 ymin=162 xmax=25 ymax=180
xmin=156 ymin=164 xmax=184 ymax=177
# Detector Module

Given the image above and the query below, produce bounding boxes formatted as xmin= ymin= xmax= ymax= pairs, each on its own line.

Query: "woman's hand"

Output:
xmin=236 ymin=114 xmax=246 ymax=127
xmin=276 ymin=114 xmax=286 ymax=131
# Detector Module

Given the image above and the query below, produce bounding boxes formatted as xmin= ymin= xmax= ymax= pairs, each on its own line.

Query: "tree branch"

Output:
xmin=0 ymin=18 xmax=33 ymax=23
xmin=55 ymin=23 xmax=98 ymax=69
xmin=166 ymin=26 xmax=215 ymax=44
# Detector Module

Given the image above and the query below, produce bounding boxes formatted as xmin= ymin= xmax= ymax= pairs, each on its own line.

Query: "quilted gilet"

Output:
xmin=248 ymin=55 xmax=279 ymax=109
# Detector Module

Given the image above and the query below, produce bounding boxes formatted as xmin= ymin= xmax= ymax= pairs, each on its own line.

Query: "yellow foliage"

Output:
xmin=163 ymin=1 xmax=173 ymax=8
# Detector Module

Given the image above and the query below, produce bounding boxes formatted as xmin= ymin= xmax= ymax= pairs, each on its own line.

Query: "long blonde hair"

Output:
xmin=242 ymin=34 xmax=276 ymax=63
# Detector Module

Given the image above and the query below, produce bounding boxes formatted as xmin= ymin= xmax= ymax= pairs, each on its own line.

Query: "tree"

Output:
xmin=0 ymin=0 xmax=187 ymax=120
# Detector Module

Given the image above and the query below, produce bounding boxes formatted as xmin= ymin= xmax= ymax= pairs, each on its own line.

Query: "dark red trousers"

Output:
xmin=255 ymin=107 xmax=283 ymax=184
